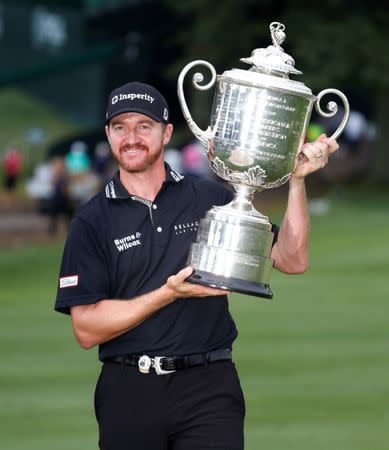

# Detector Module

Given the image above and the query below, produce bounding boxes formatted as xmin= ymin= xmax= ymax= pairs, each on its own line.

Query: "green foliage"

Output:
xmin=164 ymin=0 xmax=274 ymax=76
xmin=283 ymin=7 xmax=389 ymax=91
xmin=165 ymin=0 xmax=389 ymax=91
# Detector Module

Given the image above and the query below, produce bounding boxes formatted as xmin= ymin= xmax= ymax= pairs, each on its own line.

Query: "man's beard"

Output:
xmin=113 ymin=143 xmax=163 ymax=173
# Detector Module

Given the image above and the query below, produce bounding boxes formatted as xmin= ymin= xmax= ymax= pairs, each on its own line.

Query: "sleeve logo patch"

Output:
xmin=59 ymin=275 xmax=79 ymax=288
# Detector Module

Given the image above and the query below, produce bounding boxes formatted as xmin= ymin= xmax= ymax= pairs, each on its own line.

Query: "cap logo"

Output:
xmin=163 ymin=107 xmax=168 ymax=121
xmin=116 ymin=93 xmax=154 ymax=104
xmin=111 ymin=95 xmax=119 ymax=105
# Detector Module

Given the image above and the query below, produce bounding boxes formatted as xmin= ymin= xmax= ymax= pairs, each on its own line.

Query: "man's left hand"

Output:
xmin=292 ymin=133 xmax=339 ymax=180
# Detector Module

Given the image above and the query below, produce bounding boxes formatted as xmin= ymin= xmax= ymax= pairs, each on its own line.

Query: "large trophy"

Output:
xmin=177 ymin=22 xmax=349 ymax=299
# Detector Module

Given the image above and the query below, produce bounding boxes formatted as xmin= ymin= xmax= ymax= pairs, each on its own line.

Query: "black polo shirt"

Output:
xmin=55 ymin=164 xmax=278 ymax=361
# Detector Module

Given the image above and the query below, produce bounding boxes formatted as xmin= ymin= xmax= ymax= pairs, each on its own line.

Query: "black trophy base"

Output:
xmin=187 ymin=270 xmax=273 ymax=299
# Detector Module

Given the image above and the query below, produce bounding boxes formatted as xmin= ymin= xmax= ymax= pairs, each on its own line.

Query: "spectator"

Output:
xmin=342 ymin=109 xmax=369 ymax=151
xmin=48 ymin=157 xmax=73 ymax=234
xmin=164 ymin=147 xmax=183 ymax=173
xmin=92 ymin=141 xmax=113 ymax=183
xmin=65 ymin=140 xmax=99 ymax=206
xmin=65 ymin=140 xmax=90 ymax=174
xmin=181 ymin=140 xmax=211 ymax=178
xmin=2 ymin=146 xmax=23 ymax=207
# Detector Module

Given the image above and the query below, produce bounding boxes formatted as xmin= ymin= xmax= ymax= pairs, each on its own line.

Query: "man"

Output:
xmin=55 ymin=81 xmax=338 ymax=450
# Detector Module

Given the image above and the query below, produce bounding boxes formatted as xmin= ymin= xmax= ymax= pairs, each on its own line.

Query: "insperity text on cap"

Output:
xmin=105 ymin=82 xmax=169 ymax=124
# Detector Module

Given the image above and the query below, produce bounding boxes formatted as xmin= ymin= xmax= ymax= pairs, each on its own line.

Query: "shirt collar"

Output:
xmin=104 ymin=163 xmax=184 ymax=200
xmin=164 ymin=162 xmax=185 ymax=184
xmin=104 ymin=172 xmax=129 ymax=199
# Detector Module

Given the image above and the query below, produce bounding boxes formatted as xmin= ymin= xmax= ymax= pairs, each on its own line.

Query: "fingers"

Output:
xmin=167 ymin=267 xmax=230 ymax=298
xmin=293 ymin=133 xmax=339 ymax=179
xmin=302 ymin=143 xmax=328 ymax=167
xmin=175 ymin=266 xmax=194 ymax=281
xmin=316 ymin=133 xmax=327 ymax=142
xmin=190 ymin=284 xmax=230 ymax=297
xmin=166 ymin=267 xmax=192 ymax=292
xmin=303 ymin=132 xmax=339 ymax=162
xmin=321 ymin=137 xmax=339 ymax=153
xmin=294 ymin=140 xmax=328 ymax=178
xmin=313 ymin=134 xmax=339 ymax=153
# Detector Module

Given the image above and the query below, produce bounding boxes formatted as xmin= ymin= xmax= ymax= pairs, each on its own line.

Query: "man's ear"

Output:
xmin=105 ymin=125 xmax=113 ymax=148
xmin=163 ymin=123 xmax=174 ymax=146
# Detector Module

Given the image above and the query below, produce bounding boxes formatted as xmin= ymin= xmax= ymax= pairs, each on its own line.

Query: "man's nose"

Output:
xmin=124 ymin=128 xmax=140 ymax=143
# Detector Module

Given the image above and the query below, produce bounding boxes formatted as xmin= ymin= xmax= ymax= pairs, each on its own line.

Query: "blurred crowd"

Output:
xmin=0 ymin=106 xmax=374 ymax=236
xmin=306 ymin=108 xmax=372 ymax=214
xmin=25 ymin=139 xmax=114 ymax=234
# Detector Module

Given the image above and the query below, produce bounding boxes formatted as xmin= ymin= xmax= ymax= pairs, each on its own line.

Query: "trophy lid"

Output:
xmin=240 ymin=22 xmax=301 ymax=77
xmin=219 ymin=22 xmax=314 ymax=98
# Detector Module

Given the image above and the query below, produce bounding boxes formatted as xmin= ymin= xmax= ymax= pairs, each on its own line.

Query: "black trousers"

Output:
xmin=94 ymin=360 xmax=245 ymax=450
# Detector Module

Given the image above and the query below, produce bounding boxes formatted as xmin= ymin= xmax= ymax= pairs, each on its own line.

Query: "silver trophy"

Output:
xmin=177 ymin=22 xmax=349 ymax=298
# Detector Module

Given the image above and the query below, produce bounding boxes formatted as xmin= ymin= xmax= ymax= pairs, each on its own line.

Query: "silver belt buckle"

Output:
xmin=153 ymin=356 xmax=176 ymax=375
xmin=138 ymin=355 xmax=152 ymax=374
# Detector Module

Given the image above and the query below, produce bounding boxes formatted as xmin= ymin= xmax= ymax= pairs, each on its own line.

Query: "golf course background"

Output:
xmin=1 ymin=185 xmax=388 ymax=450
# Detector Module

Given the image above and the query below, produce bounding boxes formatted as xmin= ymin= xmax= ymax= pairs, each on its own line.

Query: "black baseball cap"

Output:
xmin=105 ymin=81 xmax=170 ymax=125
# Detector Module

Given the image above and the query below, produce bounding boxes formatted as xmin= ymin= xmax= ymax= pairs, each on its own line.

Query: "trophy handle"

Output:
xmin=315 ymin=89 xmax=350 ymax=140
xmin=177 ymin=60 xmax=217 ymax=148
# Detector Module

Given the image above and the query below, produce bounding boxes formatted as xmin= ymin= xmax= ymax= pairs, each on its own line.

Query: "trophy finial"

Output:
xmin=270 ymin=22 xmax=286 ymax=48
xmin=240 ymin=21 xmax=301 ymax=76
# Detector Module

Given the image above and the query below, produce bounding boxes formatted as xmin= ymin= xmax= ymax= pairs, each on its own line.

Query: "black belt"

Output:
xmin=104 ymin=348 xmax=232 ymax=374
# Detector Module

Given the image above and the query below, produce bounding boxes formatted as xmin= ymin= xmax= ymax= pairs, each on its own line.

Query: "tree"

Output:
xmin=282 ymin=3 xmax=389 ymax=182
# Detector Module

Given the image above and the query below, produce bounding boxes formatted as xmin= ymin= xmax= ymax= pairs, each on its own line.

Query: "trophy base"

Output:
xmin=187 ymin=270 xmax=273 ymax=299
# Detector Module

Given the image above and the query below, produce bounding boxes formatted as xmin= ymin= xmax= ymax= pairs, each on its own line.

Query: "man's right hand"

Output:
xmin=166 ymin=266 xmax=229 ymax=299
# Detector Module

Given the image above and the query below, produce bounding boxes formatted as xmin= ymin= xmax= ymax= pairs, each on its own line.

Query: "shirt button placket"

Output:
xmin=153 ymin=204 xmax=162 ymax=233
xmin=153 ymin=203 xmax=166 ymax=246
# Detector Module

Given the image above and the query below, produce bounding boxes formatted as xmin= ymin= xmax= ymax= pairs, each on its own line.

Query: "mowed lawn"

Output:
xmin=1 ymin=186 xmax=388 ymax=450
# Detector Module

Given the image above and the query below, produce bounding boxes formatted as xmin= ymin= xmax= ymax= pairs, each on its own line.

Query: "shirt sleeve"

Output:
xmin=271 ymin=223 xmax=280 ymax=246
xmin=214 ymin=182 xmax=234 ymax=205
xmin=54 ymin=216 xmax=110 ymax=315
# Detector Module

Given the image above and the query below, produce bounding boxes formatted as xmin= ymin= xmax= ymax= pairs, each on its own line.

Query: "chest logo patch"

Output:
xmin=114 ymin=232 xmax=142 ymax=252
xmin=174 ymin=221 xmax=199 ymax=235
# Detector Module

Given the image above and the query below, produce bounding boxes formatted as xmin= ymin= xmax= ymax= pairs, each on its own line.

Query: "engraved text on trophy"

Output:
xmin=209 ymin=83 xmax=311 ymax=186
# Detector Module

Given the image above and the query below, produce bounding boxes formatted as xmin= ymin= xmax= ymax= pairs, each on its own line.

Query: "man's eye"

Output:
xmin=140 ymin=125 xmax=151 ymax=130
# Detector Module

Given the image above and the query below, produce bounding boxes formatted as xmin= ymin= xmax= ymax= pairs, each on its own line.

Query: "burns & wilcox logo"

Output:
xmin=114 ymin=232 xmax=142 ymax=252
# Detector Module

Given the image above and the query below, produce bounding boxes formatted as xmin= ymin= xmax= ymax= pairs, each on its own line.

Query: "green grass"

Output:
xmin=1 ymin=186 xmax=388 ymax=450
